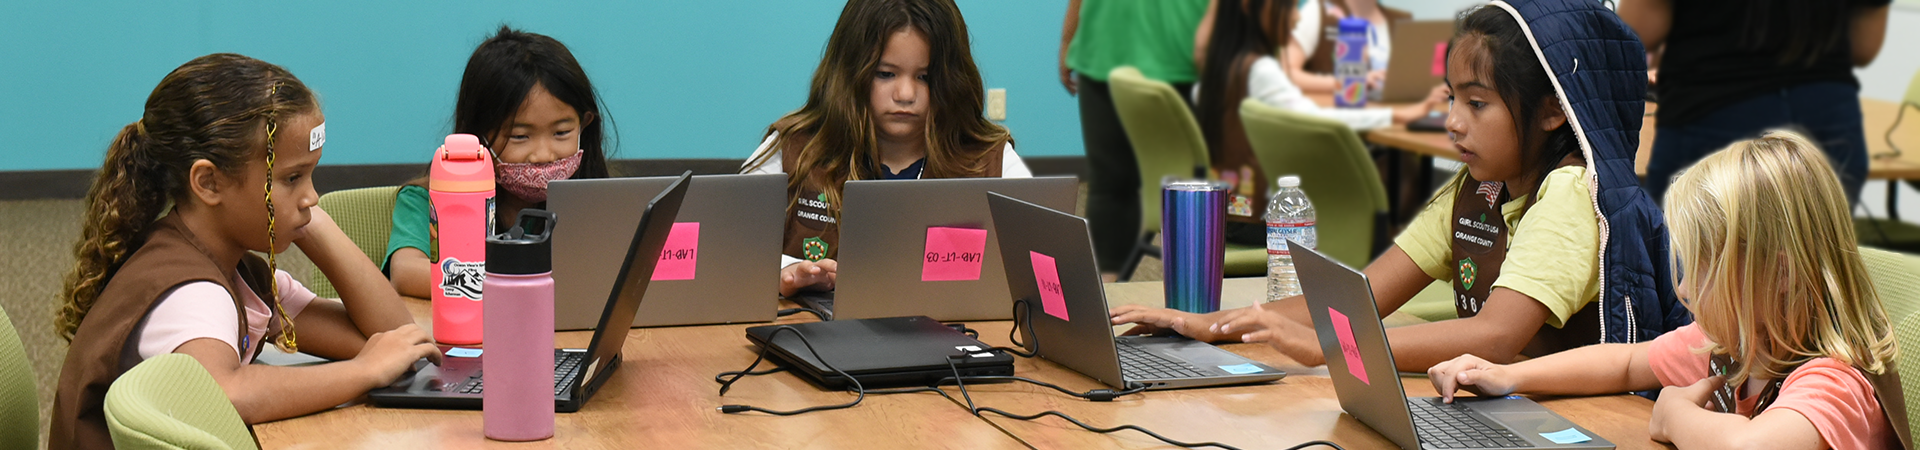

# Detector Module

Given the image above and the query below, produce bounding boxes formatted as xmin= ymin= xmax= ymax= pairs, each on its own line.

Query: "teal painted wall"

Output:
xmin=0 ymin=1 xmax=1079 ymax=172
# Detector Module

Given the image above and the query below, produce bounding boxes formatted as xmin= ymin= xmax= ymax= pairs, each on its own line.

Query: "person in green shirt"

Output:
xmin=1058 ymin=0 xmax=1208 ymax=278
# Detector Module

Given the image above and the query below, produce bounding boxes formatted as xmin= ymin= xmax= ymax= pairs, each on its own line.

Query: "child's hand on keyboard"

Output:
xmin=1427 ymin=354 xmax=1518 ymax=403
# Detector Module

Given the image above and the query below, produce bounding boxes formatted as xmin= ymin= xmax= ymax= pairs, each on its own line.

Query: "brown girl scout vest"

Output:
xmin=50 ymin=214 xmax=276 ymax=449
xmin=1448 ymin=177 xmax=1600 ymax=357
xmin=1705 ymin=355 xmax=1911 ymax=448
xmin=775 ymin=131 xmax=1007 ymax=262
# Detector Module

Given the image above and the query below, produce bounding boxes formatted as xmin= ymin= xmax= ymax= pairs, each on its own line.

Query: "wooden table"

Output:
xmin=1364 ymin=98 xmax=1920 ymax=180
xmin=253 ymin=280 xmax=1668 ymax=449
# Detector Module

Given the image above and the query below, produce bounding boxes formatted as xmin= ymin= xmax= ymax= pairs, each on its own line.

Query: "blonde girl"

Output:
xmin=51 ymin=54 xmax=436 ymax=448
xmin=1428 ymin=130 xmax=1900 ymax=449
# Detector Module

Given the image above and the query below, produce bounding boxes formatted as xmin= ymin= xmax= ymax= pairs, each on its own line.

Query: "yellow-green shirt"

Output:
xmin=1393 ymin=166 xmax=1601 ymax=328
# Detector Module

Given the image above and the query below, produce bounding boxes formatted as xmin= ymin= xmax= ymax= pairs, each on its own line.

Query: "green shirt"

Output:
xmin=383 ymin=185 xmax=432 ymax=273
xmin=1066 ymin=0 xmax=1208 ymax=83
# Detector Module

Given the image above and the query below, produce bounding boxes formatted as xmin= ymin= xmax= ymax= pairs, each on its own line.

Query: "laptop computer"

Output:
xmin=1292 ymin=243 xmax=1614 ymax=450
xmin=743 ymin=316 xmax=1016 ymax=389
xmin=549 ymin=174 xmax=782 ymax=329
xmin=986 ymin=192 xmax=1285 ymax=390
xmin=793 ymin=176 xmax=1078 ymax=322
xmin=1380 ymin=19 xmax=1455 ymax=104
xmin=368 ymin=171 xmax=691 ymax=412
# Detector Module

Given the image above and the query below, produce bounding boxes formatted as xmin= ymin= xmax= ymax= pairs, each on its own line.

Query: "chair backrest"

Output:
xmin=105 ymin=354 xmax=259 ymax=450
xmin=1107 ymin=66 xmax=1211 ymax=234
xmin=1238 ymin=98 xmax=1389 ymax=268
xmin=1864 ymin=247 xmax=1920 ymax=446
xmin=0 ymin=304 xmax=36 ymax=450
xmin=309 ymin=186 xmax=402 ymax=298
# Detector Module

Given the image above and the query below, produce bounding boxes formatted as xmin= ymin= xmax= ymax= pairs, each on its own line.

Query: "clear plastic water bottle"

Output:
xmin=1266 ymin=175 xmax=1317 ymax=302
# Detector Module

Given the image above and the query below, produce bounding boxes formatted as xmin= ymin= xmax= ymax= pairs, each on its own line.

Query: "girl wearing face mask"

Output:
xmin=742 ymin=0 xmax=1033 ymax=298
xmin=384 ymin=26 xmax=615 ymax=299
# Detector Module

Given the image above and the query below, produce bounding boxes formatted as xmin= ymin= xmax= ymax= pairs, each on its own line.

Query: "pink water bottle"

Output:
xmin=429 ymin=134 xmax=494 ymax=345
xmin=483 ymin=210 xmax=556 ymax=441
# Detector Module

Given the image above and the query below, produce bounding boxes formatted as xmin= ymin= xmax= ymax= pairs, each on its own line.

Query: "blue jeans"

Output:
xmin=1644 ymin=82 xmax=1868 ymax=207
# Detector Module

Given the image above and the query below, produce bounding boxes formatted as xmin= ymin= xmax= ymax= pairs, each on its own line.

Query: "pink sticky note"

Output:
xmin=1327 ymin=307 xmax=1370 ymax=385
xmin=1029 ymin=251 xmax=1069 ymax=321
xmin=921 ymin=227 xmax=989 ymax=281
xmin=1431 ymin=42 xmax=1449 ymax=77
xmin=651 ymin=222 xmax=699 ymax=281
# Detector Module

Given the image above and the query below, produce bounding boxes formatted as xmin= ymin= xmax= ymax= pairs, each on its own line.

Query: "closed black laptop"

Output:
xmin=744 ymin=316 xmax=1014 ymax=389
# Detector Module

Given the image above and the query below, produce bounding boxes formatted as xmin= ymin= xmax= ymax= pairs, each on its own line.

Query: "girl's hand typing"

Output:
xmin=1427 ymin=354 xmax=1520 ymax=403
xmin=1108 ymin=305 xmax=1229 ymax=342
xmin=349 ymin=324 xmax=441 ymax=389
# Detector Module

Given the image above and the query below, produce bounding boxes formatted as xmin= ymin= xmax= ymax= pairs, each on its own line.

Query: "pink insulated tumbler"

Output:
xmin=483 ymin=210 xmax=557 ymax=441
xmin=429 ymin=134 xmax=494 ymax=345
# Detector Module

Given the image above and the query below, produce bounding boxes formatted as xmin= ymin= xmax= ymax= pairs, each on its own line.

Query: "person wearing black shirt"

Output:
xmin=1621 ymin=0 xmax=1891 ymax=206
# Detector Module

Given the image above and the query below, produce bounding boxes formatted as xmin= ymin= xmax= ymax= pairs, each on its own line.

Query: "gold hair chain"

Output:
xmin=264 ymin=82 xmax=298 ymax=353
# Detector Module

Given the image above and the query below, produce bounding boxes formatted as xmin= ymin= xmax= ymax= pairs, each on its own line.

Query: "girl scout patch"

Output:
xmin=803 ymin=237 xmax=829 ymax=262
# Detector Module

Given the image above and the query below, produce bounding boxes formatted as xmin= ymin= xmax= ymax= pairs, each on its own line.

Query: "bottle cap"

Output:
xmin=1276 ymin=175 xmax=1301 ymax=188
xmin=487 ymin=209 xmax=557 ymax=275
xmin=430 ymin=134 xmax=495 ymax=193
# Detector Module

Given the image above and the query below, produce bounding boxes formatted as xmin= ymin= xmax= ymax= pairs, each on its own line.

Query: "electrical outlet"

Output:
xmin=986 ymin=88 xmax=1006 ymax=121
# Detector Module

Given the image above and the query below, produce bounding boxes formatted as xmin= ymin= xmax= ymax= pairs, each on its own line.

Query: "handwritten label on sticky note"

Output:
xmin=651 ymin=222 xmax=700 ymax=281
xmin=1540 ymin=428 xmax=1592 ymax=444
xmin=1328 ymin=307 xmax=1369 ymax=385
xmin=1030 ymin=251 xmax=1070 ymax=321
xmin=1219 ymin=363 xmax=1264 ymax=375
xmin=1432 ymin=42 xmax=1449 ymax=77
xmin=446 ymin=347 xmax=483 ymax=358
xmin=922 ymin=227 xmax=988 ymax=281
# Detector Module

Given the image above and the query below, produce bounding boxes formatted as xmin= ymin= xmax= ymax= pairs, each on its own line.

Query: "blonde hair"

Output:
xmin=1664 ymin=130 xmax=1896 ymax=385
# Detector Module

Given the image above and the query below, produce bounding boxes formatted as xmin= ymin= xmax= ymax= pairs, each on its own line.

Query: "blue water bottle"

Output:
xmin=1334 ymin=17 xmax=1370 ymax=108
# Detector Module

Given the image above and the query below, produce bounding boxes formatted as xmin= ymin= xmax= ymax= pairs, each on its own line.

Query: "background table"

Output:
xmin=252 ymin=280 xmax=1669 ymax=449
xmin=1364 ymin=99 xmax=1920 ymax=179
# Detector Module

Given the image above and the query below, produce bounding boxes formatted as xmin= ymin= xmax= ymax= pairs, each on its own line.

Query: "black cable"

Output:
xmin=712 ymin=366 xmax=786 ymax=385
xmin=936 ymin=356 xmax=1345 ymax=450
xmin=716 ymin=326 xmax=866 ymax=416
xmin=775 ymin=307 xmax=824 ymax=320
xmin=927 ymin=375 xmax=1145 ymax=402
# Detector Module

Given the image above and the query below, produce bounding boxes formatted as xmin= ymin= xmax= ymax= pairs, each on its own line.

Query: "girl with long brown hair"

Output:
xmin=50 ymin=53 xmax=434 ymax=448
xmin=743 ymin=0 xmax=1032 ymax=297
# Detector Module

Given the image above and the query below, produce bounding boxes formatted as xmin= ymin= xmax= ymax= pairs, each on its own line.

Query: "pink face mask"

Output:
xmin=496 ymin=151 xmax=582 ymax=202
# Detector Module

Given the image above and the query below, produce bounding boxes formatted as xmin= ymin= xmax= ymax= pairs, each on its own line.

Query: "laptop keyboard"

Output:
xmin=1408 ymin=398 xmax=1530 ymax=448
xmin=1116 ymin=342 xmax=1206 ymax=380
xmin=451 ymin=350 xmax=587 ymax=396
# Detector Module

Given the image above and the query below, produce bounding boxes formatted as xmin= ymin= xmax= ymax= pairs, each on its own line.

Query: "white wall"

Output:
xmin=1391 ymin=1 xmax=1920 ymax=222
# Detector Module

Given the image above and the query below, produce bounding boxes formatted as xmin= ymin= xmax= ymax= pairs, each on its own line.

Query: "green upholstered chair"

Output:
xmin=0 ymin=304 xmax=37 ymax=450
xmin=308 ymin=186 xmax=402 ymax=298
xmin=1864 ymin=247 xmax=1920 ymax=443
xmin=105 ymin=353 xmax=260 ymax=450
xmin=1107 ymin=66 xmax=1266 ymax=280
xmin=1237 ymin=98 xmax=1390 ymax=268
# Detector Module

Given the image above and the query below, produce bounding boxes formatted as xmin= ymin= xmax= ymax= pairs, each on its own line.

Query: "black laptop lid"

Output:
xmin=579 ymin=171 xmax=690 ymax=378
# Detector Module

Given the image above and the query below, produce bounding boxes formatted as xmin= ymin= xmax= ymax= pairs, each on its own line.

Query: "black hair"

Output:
xmin=1195 ymin=0 xmax=1290 ymax=154
xmin=454 ymin=25 xmax=614 ymax=179
xmin=1448 ymin=6 xmax=1580 ymax=205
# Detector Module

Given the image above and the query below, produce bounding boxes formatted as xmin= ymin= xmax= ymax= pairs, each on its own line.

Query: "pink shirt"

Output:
xmin=1648 ymin=324 xmax=1894 ymax=450
xmin=137 ymin=270 xmax=317 ymax=365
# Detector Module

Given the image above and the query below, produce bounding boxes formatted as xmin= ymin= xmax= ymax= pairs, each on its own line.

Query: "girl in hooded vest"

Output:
xmin=384 ymin=26 xmax=616 ymax=298
xmin=743 ymin=0 xmax=1034 ymax=298
xmin=51 ymin=53 xmax=436 ymax=448
xmin=1112 ymin=0 xmax=1689 ymax=372
xmin=1431 ymin=131 xmax=1904 ymax=450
